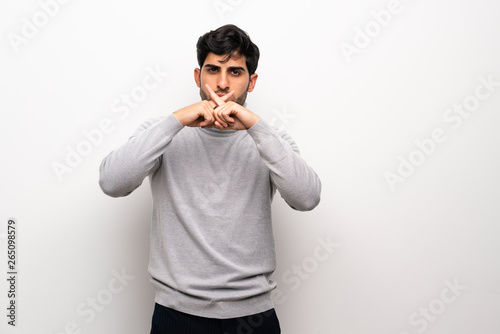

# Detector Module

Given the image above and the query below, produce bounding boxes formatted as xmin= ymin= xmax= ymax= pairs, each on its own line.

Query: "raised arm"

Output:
xmin=99 ymin=91 xmax=235 ymax=197
xmin=247 ymin=120 xmax=321 ymax=211
xmin=204 ymin=84 xmax=321 ymax=210
xmin=98 ymin=114 xmax=183 ymax=197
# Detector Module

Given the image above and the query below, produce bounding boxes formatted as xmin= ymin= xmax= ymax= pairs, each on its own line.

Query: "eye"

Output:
xmin=231 ymin=70 xmax=241 ymax=76
xmin=207 ymin=67 xmax=218 ymax=73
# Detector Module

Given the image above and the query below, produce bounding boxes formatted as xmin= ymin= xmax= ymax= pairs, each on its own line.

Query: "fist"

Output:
xmin=173 ymin=91 xmax=234 ymax=128
xmin=205 ymin=84 xmax=260 ymax=130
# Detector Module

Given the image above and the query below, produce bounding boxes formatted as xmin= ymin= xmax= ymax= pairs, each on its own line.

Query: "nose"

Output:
xmin=217 ymin=72 xmax=229 ymax=91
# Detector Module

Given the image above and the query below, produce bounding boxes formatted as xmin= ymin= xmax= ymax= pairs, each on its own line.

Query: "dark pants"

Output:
xmin=150 ymin=303 xmax=281 ymax=334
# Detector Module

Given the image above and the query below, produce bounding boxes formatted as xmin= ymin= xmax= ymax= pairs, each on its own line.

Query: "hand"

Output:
xmin=173 ymin=91 xmax=235 ymax=128
xmin=206 ymin=84 xmax=260 ymax=131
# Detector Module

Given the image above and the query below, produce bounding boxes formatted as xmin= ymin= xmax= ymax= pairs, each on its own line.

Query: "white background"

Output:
xmin=1 ymin=0 xmax=500 ymax=333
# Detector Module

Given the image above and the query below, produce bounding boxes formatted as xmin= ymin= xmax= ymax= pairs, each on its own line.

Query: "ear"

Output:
xmin=247 ymin=73 xmax=258 ymax=92
xmin=194 ymin=68 xmax=201 ymax=88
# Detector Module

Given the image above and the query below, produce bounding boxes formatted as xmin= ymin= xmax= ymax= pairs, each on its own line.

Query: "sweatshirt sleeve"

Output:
xmin=99 ymin=114 xmax=184 ymax=197
xmin=247 ymin=119 xmax=321 ymax=211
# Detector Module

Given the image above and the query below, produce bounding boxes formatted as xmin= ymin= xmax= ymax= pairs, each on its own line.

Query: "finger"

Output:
xmin=213 ymin=103 xmax=233 ymax=127
xmin=200 ymin=103 xmax=215 ymax=127
xmin=220 ymin=90 xmax=235 ymax=102
xmin=208 ymin=100 xmax=217 ymax=109
xmin=204 ymin=99 xmax=227 ymax=128
xmin=205 ymin=84 xmax=225 ymax=107
xmin=214 ymin=120 xmax=226 ymax=130
xmin=206 ymin=88 xmax=233 ymax=110
xmin=216 ymin=104 xmax=235 ymax=124
xmin=213 ymin=109 xmax=228 ymax=128
xmin=200 ymin=117 xmax=213 ymax=128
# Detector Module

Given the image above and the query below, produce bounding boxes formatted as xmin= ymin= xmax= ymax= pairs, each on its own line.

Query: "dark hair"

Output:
xmin=196 ymin=24 xmax=260 ymax=75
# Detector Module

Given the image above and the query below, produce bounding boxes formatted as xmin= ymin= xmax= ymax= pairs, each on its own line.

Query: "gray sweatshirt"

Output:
xmin=99 ymin=113 xmax=321 ymax=319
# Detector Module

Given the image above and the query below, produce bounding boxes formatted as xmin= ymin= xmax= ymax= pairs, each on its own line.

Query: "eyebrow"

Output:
xmin=204 ymin=64 xmax=246 ymax=73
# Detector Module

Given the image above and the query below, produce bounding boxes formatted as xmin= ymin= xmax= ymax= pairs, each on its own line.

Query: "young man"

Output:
xmin=99 ymin=24 xmax=321 ymax=334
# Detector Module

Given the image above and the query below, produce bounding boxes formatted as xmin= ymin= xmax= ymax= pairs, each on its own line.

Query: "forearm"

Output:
xmin=99 ymin=114 xmax=184 ymax=197
xmin=247 ymin=120 xmax=321 ymax=211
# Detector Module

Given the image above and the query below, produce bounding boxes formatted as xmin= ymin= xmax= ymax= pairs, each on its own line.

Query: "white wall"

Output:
xmin=1 ymin=0 xmax=499 ymax=333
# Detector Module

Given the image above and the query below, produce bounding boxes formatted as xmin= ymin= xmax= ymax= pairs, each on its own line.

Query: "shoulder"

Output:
xmin=130 ymin=115 xmax=187 ymax=139
xmin=248 ymin=119 xmax=301 ymax=154
xmin=132 ymin=116 xmax=166 ymax=135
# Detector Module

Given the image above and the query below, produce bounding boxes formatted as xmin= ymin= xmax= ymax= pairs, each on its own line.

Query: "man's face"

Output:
xmin=194 ymin=52 xmax=258 ymax=106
